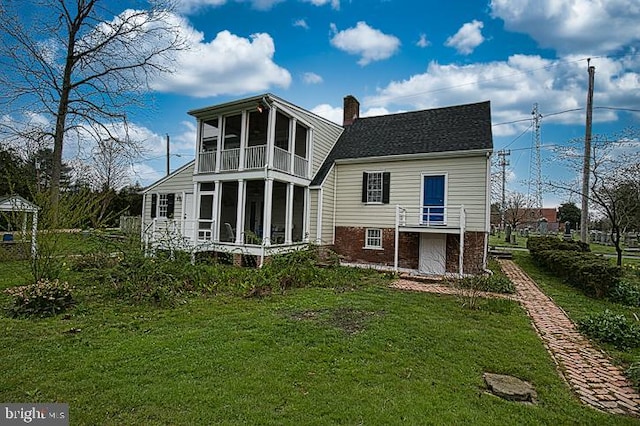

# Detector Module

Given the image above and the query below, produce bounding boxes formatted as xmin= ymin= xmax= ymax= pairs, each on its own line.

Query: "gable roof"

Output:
xmin=311 ymin=101 xmax=493 ymax=186
xmin=0 ymin=195 xmax=39 ymax=212
xmin=141 ymin=160 xmax=195 ymax=194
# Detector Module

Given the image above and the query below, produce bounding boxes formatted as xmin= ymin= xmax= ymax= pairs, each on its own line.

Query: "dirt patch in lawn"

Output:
xmin=285 ymin=307 xmax=384 ymax=335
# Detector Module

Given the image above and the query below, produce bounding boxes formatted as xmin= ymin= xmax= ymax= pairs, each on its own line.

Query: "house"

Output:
xmin=141 ymin=94 xmax=493 ymax=274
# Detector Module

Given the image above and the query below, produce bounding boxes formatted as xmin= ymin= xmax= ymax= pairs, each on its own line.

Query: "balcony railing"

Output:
xmin=220 ymin=148 xmax=240 ymax=171
xmin=198 ymin=151 xmax=216 ymax=173
xmin=396 ymin=205 xmax=465 ymax=229
xmin=273 ymin=146 xmax=290 ymax=173
xmin=197 ymin=144 xmax=309 ymax=178
xmin=245 ymin=145 xmax=267 ymax=170
xmin=294 ymin=154 xmax=308 ymax=178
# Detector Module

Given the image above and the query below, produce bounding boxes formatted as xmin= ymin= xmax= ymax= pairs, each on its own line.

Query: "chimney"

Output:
xmin=343 ymin=95 xmax=360 ymax=126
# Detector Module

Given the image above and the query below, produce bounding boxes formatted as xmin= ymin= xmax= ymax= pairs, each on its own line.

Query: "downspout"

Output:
xmin=394 ymin=205 xmax=400 ymax=272
xmin=459 ymin=205 xmax=466 ymax=277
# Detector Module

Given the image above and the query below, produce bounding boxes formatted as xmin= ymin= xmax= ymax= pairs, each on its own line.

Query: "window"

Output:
xmin=365 ymin=228 xmax=382 ymax=249
xmin=150 ymin=193 xmax=175 ymax=219
xmin=158 ymin=194 xmax=168 ymax=217
xmin=362 ymin=172 xmax=390 ymax=204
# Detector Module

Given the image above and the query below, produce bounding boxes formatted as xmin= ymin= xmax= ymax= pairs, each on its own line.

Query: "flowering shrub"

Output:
xmin=4 ymin=279 xmax=74 ymax=318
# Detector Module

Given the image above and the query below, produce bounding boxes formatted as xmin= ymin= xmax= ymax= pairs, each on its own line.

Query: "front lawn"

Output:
xmin=1 ymin=259 xmax=637 ymax=424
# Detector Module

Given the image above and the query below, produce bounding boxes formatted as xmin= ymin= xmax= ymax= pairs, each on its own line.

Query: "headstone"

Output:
xmin=537 ymin=218 xmax=548 ymax=235
xmin=504 ymin=224 xmax=511 ymax=244
xmin=563 ymin=221 xmax=572 ymax=241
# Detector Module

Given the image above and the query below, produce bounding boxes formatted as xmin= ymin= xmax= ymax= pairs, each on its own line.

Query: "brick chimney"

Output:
xmin=343 ymin=95 xmax=360 ymax=126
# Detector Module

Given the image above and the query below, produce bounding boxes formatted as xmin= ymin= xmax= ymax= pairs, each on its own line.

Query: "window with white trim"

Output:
xmin=365 ymin=228 xmax=382 ymax=249
xmin=158 ymin=194 xmax=168 ymax=218
xmin=362 ymin=171 xmax=390 ymax=204
xmin=367 ymin=172 xmax=383 ymax=203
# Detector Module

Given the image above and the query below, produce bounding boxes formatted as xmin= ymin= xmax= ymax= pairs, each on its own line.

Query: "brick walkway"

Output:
xmin=391 ymin=260 xmax=640 ymax=417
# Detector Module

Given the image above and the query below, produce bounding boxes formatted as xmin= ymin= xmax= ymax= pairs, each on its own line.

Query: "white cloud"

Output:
xmin=177 ymin=0 xmax=284 ymax=13
xmin=303 ymin=0 xmax=340 ymax=9
xmin=364 ymin=54 xmax=640 ymax=137
xmin=311 ymin=104 xmax=343 ymax=124
xmin=416 ymin=34 xmax=430 ymax=48
xmin=490 ymin=0 xmax=640 ymax=54
xmin=302 ymin=72 xmax=323 ymax=84
xmin=330 ymin=21 xmax=401 ymax=66
xmin=293 ymin=18 xmax=309 ymax=29
xmin=445 ymin=20 xmax=485 ymax=55
xmin=151 ymin=25 xmax=292 ymax=97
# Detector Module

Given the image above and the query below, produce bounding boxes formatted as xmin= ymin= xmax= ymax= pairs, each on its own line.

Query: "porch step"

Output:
xmin=489 ymin=249 xmax=513 ymax=259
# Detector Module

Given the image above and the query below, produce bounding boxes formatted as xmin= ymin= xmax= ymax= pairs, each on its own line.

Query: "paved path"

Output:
xmin=391 ymin=260 xmax=640 ymax=417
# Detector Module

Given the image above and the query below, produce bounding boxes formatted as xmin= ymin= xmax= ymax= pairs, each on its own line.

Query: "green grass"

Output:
xmin=1 ymin=261 xmax=639 ymax=424
xmin=513 ymin=251 xmax=640 ymax=366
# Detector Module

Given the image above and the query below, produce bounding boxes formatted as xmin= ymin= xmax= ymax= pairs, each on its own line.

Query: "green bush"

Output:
xmin=3 ymin=279 xmax=74 ymax=317
xmin=456 ymin=274 xmax=515 ymax=294
xmin=608 ymin=279 xmax=640 ymax=307
xmin=578 ymin=310 xmax=640 ymax=350
xmin=527 ymin=238 xmax=622 ymax=298
xmin=628 ymin=361 xmax=640 ymax=389
xmin=526 ymin=236 xmax=590 ymax=253
xmin=70 ymin=252 xmax=120 ymax=271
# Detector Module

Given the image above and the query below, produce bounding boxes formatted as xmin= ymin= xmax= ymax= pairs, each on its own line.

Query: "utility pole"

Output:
xmin=497 ymin=149 xmax=510 ymax=230
xmin=581 ymin=61 xmax=595 ymax=243
xmin=166 ymin=134 xmax=170 ymax=176
xmin=531 ymin=103 xmax=543 ymax=217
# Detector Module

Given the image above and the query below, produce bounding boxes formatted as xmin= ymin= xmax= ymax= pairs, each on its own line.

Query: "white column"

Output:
xmin=213 ymin=180 xmax=222 ymax=242
xmin=215 ymin=116 xmax=222 ymax=172
xmin=285 ymin=182 xmax=294 ymax=244
xmin=303 ymin=187 xmax=310 ymax=243
xmin=238 ymin=112 xmax=247 ymax=171
xmin=262 ymin=178 xmax=274 ymax=246
xmin=266 ymin=106 xmax=276 ymax=168
xmin=235 ymin=179 xmax=245 ymax=244
xmin=31 ymin=211 xmax=38 ymax=258
xmin=289 ymin=118 xmax=296 ymax=175
xmin=195 ymin=120 xmax=201 ymax=174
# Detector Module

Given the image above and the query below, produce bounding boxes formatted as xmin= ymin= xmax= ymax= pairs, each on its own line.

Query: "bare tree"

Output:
xmin=504 ymin=191 xmax=532 ymax=230
xmin=550 ymin=129 xmax=640 ymax=266
xmin=0 ymin=0 xmax=186 ymax=211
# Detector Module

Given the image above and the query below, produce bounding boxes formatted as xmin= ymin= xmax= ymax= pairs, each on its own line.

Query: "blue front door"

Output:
xmin=422 ymin=175 xmax=445 ymax=224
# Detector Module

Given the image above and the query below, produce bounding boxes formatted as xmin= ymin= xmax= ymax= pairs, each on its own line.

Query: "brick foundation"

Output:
xmin=334 ymin=226 xmax=486 ymax=274
xmin=445 ymin=231 xmax=487 ymax=274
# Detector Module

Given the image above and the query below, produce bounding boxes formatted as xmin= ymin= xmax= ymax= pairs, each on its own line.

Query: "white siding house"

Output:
xmin=141 ymin=94 xmax=493 ymax=273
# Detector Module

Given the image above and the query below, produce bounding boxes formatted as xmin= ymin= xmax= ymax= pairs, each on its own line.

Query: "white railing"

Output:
xmin=220 ymin=148 xmax=240 ymax=171
xmin=273 ymin=146 xmax=290 ymax=173
xmin=396 ymin=205 xmax=465 ymax=228
xmin=293 ymin=154 xmax=308 ymax=178
xmin=198 ymin=151 xmax=216 ymax=173
xmin=244 ymin=145 xmax=267 ymax=170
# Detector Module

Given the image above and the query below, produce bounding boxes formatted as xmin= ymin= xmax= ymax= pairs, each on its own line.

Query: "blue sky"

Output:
xmin=8 ymin=0 xmax=640 ymax=207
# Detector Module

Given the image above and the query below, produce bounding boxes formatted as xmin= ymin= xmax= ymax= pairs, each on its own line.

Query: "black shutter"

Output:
xmin=382 ymin=172 xmax=390 ymax=204
xmin=167 ymin=193 xmax=175 ymax=218
xmin=151 ymin=194 xmax=157 ymax=218
xmin=361 ymin=172 xmax=368 ymax=202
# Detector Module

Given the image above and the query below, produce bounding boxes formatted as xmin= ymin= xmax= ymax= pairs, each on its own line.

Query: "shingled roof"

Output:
xmin=311 ymin=100 xmax=493 ymax=186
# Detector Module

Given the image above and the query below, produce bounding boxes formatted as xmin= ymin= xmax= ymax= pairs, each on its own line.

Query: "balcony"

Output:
xmin=244 ymin=145 xmax=267 ymax=170
xmin=396 ymin=205 xmax=466 ymax=230
xmin=198 ymin=144 xmax=308 ymax=178
xmin=198 ymin=151 xmax=216 ymax=173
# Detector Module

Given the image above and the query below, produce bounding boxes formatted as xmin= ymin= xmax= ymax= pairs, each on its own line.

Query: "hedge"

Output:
xmin=527 ymin=236 xmax=621 ymax=298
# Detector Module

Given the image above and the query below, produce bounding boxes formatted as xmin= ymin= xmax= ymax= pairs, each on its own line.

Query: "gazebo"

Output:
xmin=0 ymin=195 xmax=39 ymax=258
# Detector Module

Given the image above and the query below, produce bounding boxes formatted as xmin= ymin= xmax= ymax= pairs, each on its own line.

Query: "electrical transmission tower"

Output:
xmin=530 ymin=103 xmax=543 ymax=215
xmin=497 ymin=149 xmax=510 ymax=229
